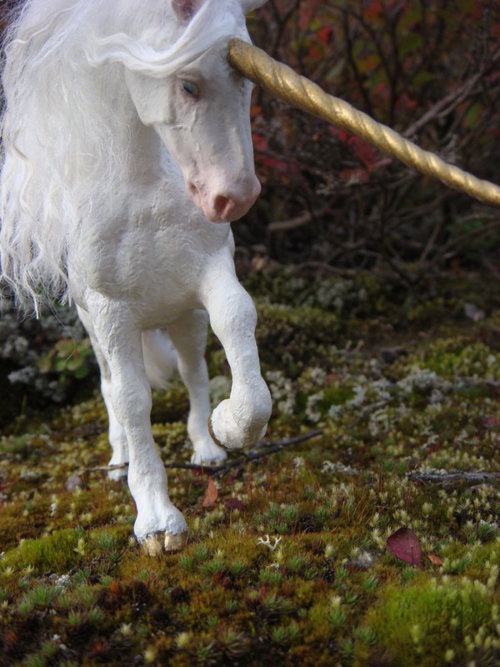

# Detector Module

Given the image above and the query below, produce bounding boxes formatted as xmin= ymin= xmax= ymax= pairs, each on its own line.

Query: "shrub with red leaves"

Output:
xmin=240 ymin=0 xmax=500 ymax=282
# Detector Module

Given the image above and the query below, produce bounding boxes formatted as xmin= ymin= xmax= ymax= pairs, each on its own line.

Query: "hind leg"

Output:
xmin=77 ymin=306 xmax=128 ymax=481
xmin=167 ymin=310 xmax=227 ymax=465
xmin=142 ymin=329 xmax=178 ymax=389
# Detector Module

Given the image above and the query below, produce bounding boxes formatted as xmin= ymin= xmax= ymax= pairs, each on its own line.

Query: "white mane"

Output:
xmin=0 ymin=0 xmax=247 ymax=312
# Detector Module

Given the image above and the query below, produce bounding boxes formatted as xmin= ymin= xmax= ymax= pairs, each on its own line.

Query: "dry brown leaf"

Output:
xmin=202 ymin=476 xmax=218 ymax=508
xmin=426 ymin=553 xmax=443 ymax=567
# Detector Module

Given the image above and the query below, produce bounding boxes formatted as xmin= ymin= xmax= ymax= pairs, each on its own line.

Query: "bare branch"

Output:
xmin=79 ymin=430 xmax=323 ymax=480
xmin=404 ymin=48 xmax=500 ymax=139
xmin=408 ymin=469 xmax=500 ymax=488
xmin=267 ymin=210 xmax=313 ymax=235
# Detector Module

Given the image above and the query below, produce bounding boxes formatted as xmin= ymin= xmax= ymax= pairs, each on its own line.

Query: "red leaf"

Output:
xmin=317 ymin=26 xmax=333 ymax=46
xmin=348 ymin=136 xmax=378 ymax=169
xmin=108 ymin=580 xmax=122 ymax=596
xmin=482 ymin=415 xmax=500 ymax=429
xmin=202 ymin=477 xmax=218 ymax=508
xmin=225 ymin=498 xmax=245 ymax=512
xmin=386 ymin=527 xmax=423 ymax=568
xmin=363 ymin=0 xmax=383 ymax=21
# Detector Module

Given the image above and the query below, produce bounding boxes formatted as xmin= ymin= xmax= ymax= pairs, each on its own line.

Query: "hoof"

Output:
xmin=140 ymin=531 xmax=188 ymax=556
xmin=209 ymin=383 xmax=272 ymax=450
xmin=164 ymin=531 xmax=188 ymax=552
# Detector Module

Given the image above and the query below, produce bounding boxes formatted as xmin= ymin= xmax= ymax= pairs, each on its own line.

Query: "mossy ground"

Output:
xmin=0 ymin=269 xmax=499 ymax=666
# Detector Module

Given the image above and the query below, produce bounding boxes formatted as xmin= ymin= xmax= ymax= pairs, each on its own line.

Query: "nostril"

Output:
xmin=214 ymin=195 xmax=232 ymax=220
xmin=188 ymin=182 xmax=197 ymax=196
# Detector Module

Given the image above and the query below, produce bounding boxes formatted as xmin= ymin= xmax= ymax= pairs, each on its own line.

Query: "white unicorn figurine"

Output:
xmin=0 ymin=0 xmax=271 ymax=555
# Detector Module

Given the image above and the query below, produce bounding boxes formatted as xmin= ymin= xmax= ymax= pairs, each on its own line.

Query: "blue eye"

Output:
xmin=180 ymin=80 xmax=199 ymax=98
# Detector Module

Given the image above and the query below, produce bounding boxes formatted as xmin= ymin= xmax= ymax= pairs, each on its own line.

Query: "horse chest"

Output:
xmin=71 ymin=202 xmax=233 ymax=324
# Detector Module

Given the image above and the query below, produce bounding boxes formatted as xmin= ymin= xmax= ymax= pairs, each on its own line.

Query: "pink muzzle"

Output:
xmin=188 ymin=176 xmax=261 ymax=222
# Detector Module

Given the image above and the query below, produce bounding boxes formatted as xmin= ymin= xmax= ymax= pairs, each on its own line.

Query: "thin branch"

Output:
xmin=407 ymin=469 xmax=500 ymax=488
xmin=404 ymin=48 xmax=500 ymax=139
xmin=79 ymin=430 xmax=323 ymax=480
xmin=267 ymin=210 xmax=313 ymax=235
xmin=167 ymin=430 xmax=324 ymax=478
xmin=342 ymin=10 xmax=374 ymax=117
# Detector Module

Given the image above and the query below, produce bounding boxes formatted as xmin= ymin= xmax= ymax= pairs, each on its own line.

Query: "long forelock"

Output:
xmin=0 ymin=0 xmax=248 ymax=311
xmin=87 ymin=0 xmax=248 ymax=77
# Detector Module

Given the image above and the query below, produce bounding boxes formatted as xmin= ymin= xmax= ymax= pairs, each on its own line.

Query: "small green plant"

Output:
xmin=225 ymin=598 xmax=238 ymax=614
xmin=18 ymin=584 xmax=61 ymax=615
xmin=201 ymin=558 xmax=225 ymax=576
xmin=179 ymin=555 xmax=195 ymax=572
xmin=194 ymin=543 xmax=210 ymax=563
xmin=286 ymin=555 xmax=306 ymax=573
xmin=259 ymin=568 xmax=283 ymax=586
xmin=88 ymin=606 xmax=104 ymax=624
xmin=271 ymin=625 xmax=289 ymax=644
xmin=38 ymin=337 xmax=94 ymax=382
xmin=339 ymin=639 xmax=354 ymax=661
xmin=229 ymin=559 xmax=246 ymax=576
xmin=68 ymin=610 xmax=84 ymax=628
xmin=206 ymin=615 xmax=219 ymax=629
xmin=329 ymin=608 xmax=347 ymax=628
xmin=354 ymin=625 xmax=377 ymax=645
xmin=197 ymin=642 xmax=217 ymax=663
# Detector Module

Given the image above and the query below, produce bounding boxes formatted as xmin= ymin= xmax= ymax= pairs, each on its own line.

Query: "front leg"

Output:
xmin=85 ymin=292 xmax=187 ymax=554
xmin=201 ymin=272 xmax=271 ymax=450
xmin=167 ymin=310 xmax=227 ymax=465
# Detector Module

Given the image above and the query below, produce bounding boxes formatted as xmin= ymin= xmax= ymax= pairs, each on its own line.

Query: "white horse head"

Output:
xmin=95 ymin=0 xmax=266 ymax=222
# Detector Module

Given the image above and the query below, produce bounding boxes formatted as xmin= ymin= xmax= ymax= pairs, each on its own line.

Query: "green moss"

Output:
xmin=363 ymin=576 xmax=499 ymax=666
xmin=400 ymin=337 xmax=500 ymax=381
xmin=2 ymin=528 xmax=86 ymax=573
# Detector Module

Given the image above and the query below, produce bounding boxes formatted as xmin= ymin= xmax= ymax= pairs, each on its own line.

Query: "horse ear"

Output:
xmin=241 ymin=0 xmax=267 ymax=13
xmin=170 ymin=0 xmax=204 ymax=22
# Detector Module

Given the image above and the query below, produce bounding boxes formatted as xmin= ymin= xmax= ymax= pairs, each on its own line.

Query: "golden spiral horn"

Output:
xmin=228 ymin=38 xmax=500 ymax=208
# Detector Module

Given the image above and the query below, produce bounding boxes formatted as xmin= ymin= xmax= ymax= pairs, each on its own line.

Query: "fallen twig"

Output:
xmin=79 ymin=430 xmax=323 ymax=479
xmin=166 ymin=429 xmax=324 ymax=478
xmin=407 ymin=469 xmax=500 ymax=488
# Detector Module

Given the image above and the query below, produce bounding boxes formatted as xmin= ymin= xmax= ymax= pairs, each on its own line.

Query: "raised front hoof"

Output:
xmin=140 ymin=531 xmax=188 ymax=557
xmin=208 ymin=408 xmax=268 ymax=451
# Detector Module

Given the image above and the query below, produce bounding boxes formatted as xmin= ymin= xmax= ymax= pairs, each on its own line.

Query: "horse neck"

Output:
xmin=81 ymin=64 xmax=165 ymax=191
xmin=122 ymin=105 xmax=165 ymax=186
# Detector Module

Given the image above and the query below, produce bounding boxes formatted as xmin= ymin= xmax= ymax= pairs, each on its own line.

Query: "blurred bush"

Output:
xmin=238 ymin=0 xmax=500 ymax=282
xmin=0 ymin=291 xmax=96 ymax=426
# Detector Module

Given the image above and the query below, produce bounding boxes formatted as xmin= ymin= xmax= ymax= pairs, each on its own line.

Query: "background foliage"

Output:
xmin=239 ymin=0 xmax=500 ymax=282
